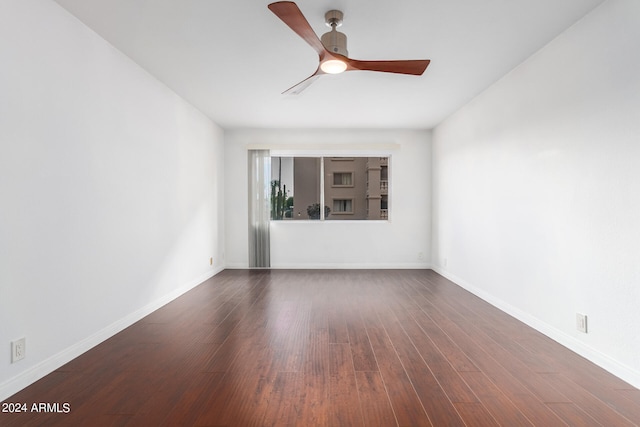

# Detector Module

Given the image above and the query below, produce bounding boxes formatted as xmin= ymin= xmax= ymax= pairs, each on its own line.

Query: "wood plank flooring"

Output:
xmin=2 ymin=269 xmax=640 ymax=426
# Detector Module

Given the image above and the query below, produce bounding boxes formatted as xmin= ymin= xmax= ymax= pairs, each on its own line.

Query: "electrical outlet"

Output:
xmin=576 ymin=313 xmax=588 ymax=333
xmin=209 ymin=257 xmax=213 ymax=266
xmin=418 ymin=252 xmax=424 ymax=260
xmin=11 ymin=338 xmax=26 ymax=363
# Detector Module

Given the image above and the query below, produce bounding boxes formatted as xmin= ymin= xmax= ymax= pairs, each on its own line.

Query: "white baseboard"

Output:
xmin=431 ymin=266 xmax=640 ymax=389
xmin=224 ymin=262 xmax=250 ymax=269
xmin=225 ymin=263 xmax=432 ymax=270
xmin=270 ymin=263 xmax=432 ymax=269
xmin=0 ymin=267 xmax=223 ymax=402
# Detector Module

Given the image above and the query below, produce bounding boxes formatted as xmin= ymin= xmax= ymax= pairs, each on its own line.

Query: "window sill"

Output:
xmin=270 ymin=219 xmax=391 ymax=223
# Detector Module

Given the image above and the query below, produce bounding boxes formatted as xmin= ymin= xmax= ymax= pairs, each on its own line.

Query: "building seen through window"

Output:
xmin=270 ymin=156 xmax=389 ymax=221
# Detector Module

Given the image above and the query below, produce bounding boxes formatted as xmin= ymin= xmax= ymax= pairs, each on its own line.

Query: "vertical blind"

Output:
xmin=248 ymin=149 xmax=271 ymax=268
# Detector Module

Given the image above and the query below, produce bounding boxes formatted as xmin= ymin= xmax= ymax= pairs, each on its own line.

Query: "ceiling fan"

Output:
xmin=268 ymin=1 xmax=431 ymax=94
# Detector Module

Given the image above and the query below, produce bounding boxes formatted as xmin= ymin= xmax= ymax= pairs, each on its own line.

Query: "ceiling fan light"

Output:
xmin=320 ymin=59 xmax=347 ymax=74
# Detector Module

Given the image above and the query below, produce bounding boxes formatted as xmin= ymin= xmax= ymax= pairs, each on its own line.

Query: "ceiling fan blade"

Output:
xmin=282 ymin=72 xmax=322 ymax=95
xmin=346 ymin=59 xmax=431 ymax=75
xmin=268 ymin=2 xmax=326 ymax=57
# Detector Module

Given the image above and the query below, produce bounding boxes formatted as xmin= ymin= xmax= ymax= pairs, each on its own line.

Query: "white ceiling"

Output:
xmin=54 ymin=0 xmax=603 ymax=130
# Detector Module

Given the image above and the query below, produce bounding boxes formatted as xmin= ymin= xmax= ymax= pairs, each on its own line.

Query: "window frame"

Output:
xmin=332 ymin=172 xmax=354 ymax=188
xmin=268 ymin=154 xmax=391 ymax=222
xmin=332 ymin=198 xmax=354 ymax=215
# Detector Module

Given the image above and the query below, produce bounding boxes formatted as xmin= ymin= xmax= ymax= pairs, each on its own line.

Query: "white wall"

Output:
xmin=432 ymin=0 xmax=640 ymax=386
xmin=225 ymin=129 xmax=431 ymax=269
xmin=0 ymin=0 xmax=225 ymax=400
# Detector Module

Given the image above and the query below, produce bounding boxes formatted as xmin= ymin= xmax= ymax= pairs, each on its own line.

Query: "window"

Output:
xmin=333 ymin=199 xmax=353 ymax=214
xmin=270 ymin=157 xmax=320 ymax=220
xmin=333 ymin=172 xmax=353 ymax=186
xmin=270 ymin=156 xmax=389 ymax=221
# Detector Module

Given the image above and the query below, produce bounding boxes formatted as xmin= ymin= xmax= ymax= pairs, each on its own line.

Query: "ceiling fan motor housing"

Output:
xmin=321 ymin=10 xmax=348 ymax=56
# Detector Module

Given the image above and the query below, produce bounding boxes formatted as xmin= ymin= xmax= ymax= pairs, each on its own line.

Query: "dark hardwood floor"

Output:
xmin=3 ymin=269 xmax=640 ymax=426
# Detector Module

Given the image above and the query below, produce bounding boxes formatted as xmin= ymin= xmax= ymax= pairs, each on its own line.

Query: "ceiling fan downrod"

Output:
xmin=321 ymin=10 xmax=348 ymax=56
